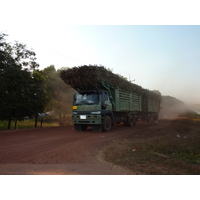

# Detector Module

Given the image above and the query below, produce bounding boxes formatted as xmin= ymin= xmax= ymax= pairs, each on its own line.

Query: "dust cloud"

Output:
xmin=159 ymin=96 xmax=185 ymax=119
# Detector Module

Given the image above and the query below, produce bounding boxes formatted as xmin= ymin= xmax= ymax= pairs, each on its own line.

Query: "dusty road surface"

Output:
xmin=0 ymin=121 xmax=170 ymax=175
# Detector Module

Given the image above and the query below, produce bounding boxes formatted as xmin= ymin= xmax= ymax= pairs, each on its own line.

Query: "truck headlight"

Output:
xmin=91 ymin=111 xmax=101 ymax=114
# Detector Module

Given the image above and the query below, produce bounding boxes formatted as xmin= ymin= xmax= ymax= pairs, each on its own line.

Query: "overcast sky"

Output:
xmin=1 ymin=0 xmax=200 ymax=105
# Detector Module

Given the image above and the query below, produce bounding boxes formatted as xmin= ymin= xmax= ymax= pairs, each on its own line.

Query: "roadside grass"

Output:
xmin=0 ymin=118 xmax=58 ymax=130
xmin=103 ymin=118 xmax=200 ymax=175
xmin=0 ymin=115 xmax=73 ymax=130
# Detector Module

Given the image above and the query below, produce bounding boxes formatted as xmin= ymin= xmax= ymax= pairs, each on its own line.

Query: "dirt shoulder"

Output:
xmin=103 ymin=118 xmax=200 ymax=175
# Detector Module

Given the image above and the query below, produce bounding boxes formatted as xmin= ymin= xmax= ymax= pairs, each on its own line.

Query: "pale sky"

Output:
xmin=1 ymin=0 xmax=200 ymax=105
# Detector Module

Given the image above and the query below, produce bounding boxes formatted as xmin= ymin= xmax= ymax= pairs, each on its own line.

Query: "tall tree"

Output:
xmin=31 ymin=69 xmax=49 ymax=128
xmin=0 ymin=33 xmax=43 ymax=129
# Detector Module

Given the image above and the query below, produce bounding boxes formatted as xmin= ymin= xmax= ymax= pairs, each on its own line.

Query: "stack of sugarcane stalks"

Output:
xmin=59 ymin=65 xmax=161 ymax=102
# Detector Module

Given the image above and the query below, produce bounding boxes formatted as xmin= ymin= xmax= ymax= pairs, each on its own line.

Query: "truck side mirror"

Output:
xmin=102 ymin=101 xmax=109 ymax=109
xmin=102 ymin=104 xmax=107 ymax=109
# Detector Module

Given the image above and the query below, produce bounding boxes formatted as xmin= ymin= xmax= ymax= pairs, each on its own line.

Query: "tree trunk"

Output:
xmin=59 ymin=111 xmax=62 ymax=126
xmin=40 ymin=118 xmax=44 ymax=127
xmin=34 ymin=114 xmax=38 ymax=128
xmin=14 ymin=119 xmax=18 ymax=129
xmin=62 ymin=113 xmax=66 ymax=126
xmin=8 ymin=117 xmax=11 ymax=129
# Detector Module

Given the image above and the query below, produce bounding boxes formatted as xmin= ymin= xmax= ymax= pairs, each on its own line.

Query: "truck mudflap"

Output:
xmin=74 ymin=124 xmax=88 ymax=131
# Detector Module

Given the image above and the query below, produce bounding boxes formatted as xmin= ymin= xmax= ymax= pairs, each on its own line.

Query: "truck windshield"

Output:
xmin=74 ymin=92 xmax=100 ymax=105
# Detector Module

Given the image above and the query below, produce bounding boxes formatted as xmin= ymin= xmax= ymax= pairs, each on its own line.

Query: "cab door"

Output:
xmin=101 ymin=91 xmax=112 ymax=110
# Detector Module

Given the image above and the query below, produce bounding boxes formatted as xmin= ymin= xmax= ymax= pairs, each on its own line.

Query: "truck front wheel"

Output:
xmin=102 ymin=116 xmax=112 ymax=132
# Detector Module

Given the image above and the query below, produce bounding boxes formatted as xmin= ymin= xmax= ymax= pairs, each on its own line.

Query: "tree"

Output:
xmin=0 ymin=33 xmax=75 ymax=129
xmin=0 ymin=33 xmax=42 ymax=129
xmin=31 ymin=69 xmax=49 ymax=128
xmin=0 ymin=65 xmax=36 ymax=129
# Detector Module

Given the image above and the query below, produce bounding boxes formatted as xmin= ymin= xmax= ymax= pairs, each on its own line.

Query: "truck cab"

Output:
xmin=72 ymin=90 xmax=113 ymax=132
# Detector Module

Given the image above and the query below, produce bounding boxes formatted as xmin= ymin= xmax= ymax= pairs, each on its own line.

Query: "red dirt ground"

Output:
xmin=0 ymin=120 xmax=171 ymax=175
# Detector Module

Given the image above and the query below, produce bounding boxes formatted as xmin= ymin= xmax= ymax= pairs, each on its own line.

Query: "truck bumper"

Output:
xmin=72 ymin=114 xmax=102 ymax=125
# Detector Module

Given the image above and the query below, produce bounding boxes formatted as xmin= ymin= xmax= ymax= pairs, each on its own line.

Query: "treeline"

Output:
xmin=0 ymin=33 xmax=75 ymax=129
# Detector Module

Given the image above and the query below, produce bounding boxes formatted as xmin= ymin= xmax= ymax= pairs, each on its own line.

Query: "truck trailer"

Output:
xmin=60 ymin=65 xmax=161 ymax=132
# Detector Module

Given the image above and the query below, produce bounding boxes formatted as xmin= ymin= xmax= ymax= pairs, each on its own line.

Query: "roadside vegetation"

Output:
xmin=0 ymin=118 xmax=57 ymax=130
xmin=0 ymin=32 xmax=74 ymax=129
xmin=0 ymin=115 xmax=73 ymax=130
xmin=103 ymin=116 xmax=200 ymax=175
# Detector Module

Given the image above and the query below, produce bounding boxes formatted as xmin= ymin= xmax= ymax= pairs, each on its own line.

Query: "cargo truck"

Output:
xmin=60 ymin=65 xmax=161 ymax=132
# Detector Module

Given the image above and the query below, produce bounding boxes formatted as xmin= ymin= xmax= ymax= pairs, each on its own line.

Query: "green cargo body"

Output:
xmin=112 ymin=88 xmax=142 ymax=112
xmin=142 ymin=95 xmax=160 ymax=113
xmin=148 ymin=98 xmax=160 ymax=112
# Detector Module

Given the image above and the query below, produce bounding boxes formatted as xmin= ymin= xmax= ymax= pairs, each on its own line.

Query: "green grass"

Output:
xmin=0 ymin=121 xmax=9 ymax=130
xmin=103 ymin=118 xmax=200 ymax=175
xmin=0 ymin=117 xmax=59 ymax=130
xmin=0 ymin=114 xmax=73 ymax=130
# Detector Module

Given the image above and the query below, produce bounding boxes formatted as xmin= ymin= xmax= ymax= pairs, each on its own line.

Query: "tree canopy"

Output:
xmin=0 ymin=33 xmax=75 ymax=129
xmin=0 ymin=33 xmax=48 ymax=129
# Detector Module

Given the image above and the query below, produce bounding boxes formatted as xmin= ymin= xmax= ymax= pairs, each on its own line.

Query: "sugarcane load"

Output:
xmin=60 ymin=65 xmax=161 ymax=132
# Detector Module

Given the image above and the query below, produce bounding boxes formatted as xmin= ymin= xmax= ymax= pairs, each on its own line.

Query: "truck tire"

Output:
xmin=153 ymin=113 xmax=158 ymax=120
xmin=134 ymin=115 xmax=138 ymax=125
xmin=146 ymin=114 xmax=152 ymax=122
xmin=124 ymin=117 xmax=129 ymax=126
xmin=102 ymin=116 xmax=112 ymax=132
xmin=74 ymin=124 xmax=88 ymax=131
xmin=127 ymin=115 xmax=133 ymax=127
xmin=127 ymin=115 xmax=136 ymax=127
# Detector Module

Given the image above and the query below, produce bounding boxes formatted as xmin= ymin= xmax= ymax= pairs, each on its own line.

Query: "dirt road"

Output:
xmin=0 ymin=121 xmax=169 ymax=175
